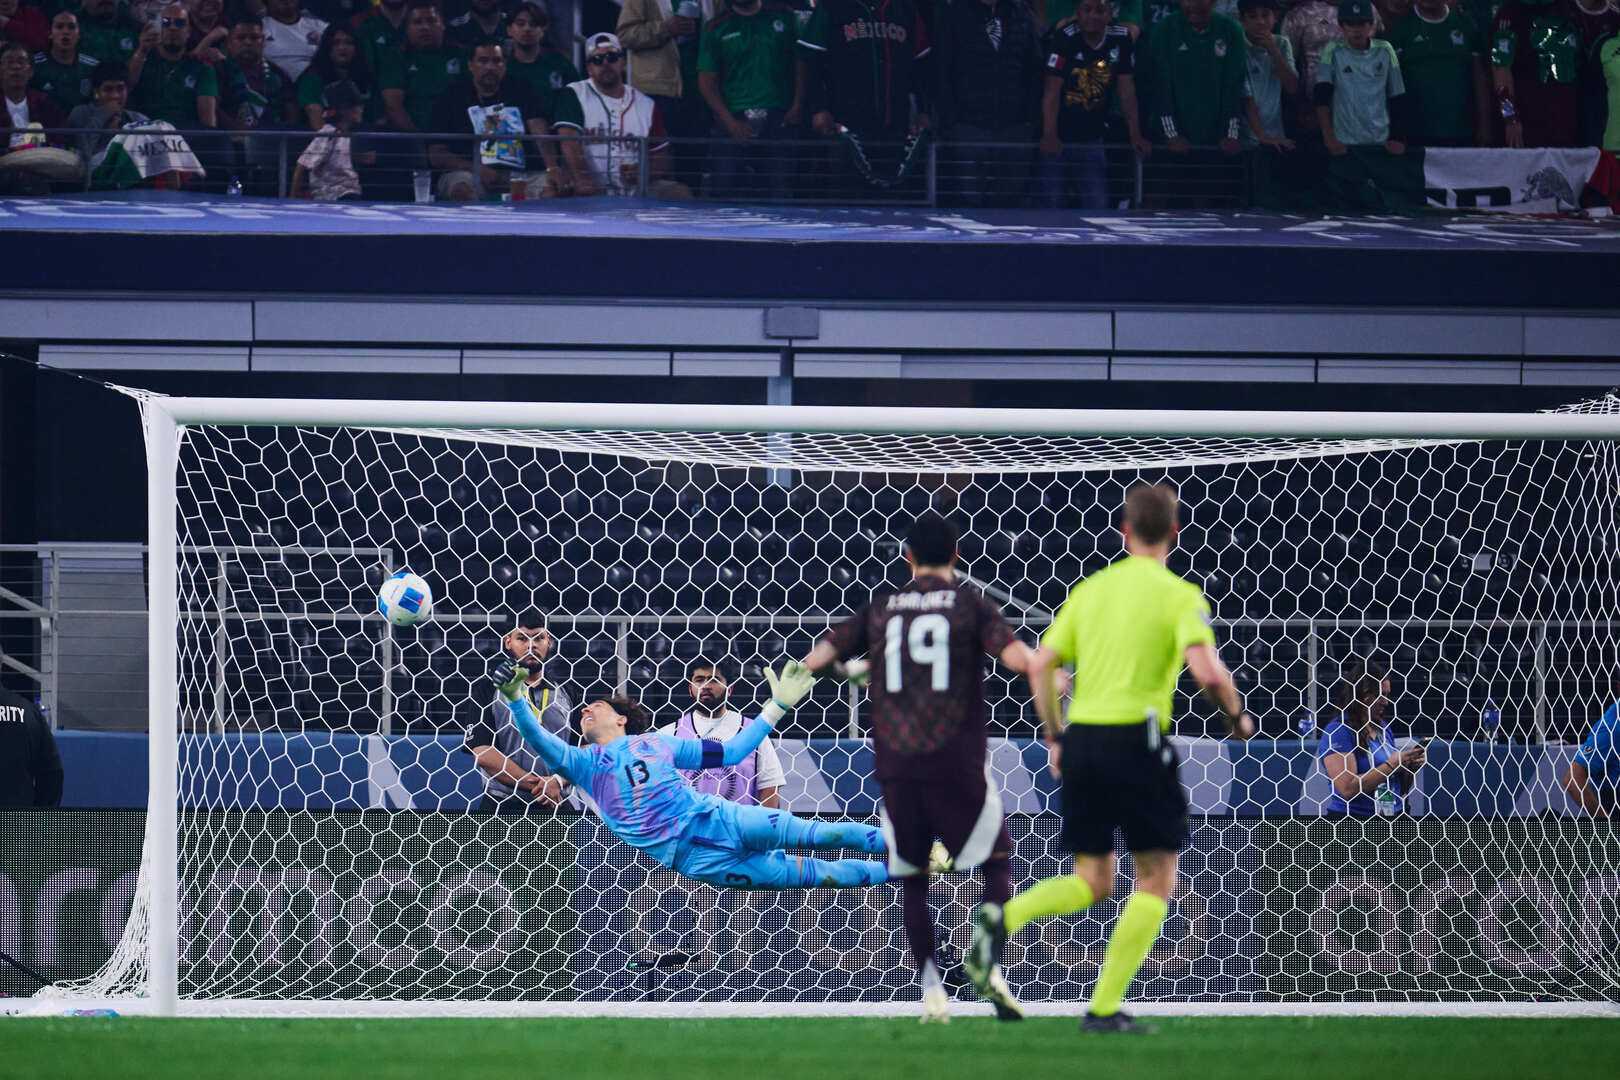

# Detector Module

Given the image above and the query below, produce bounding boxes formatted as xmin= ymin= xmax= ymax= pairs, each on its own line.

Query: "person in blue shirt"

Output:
xmin=1564 ymin=699 xmax=1617 ymax=817
xmin=493 ymin=657 xmax=901 ymax=889
xmin=1318 ymin=666 xmax=1425 ymax=816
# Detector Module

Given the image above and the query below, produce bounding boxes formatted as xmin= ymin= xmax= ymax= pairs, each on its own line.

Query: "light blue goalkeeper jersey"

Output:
xmin=506 ymin=696 xmax=773 ymax=867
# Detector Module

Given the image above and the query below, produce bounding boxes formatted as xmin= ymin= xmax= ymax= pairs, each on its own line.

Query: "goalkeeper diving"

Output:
xmin=492 ymin=657 xmax=912 ymax=889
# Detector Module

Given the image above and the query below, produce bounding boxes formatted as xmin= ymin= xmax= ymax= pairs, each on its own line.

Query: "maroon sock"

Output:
xmin=980 ymin=855 xmax=1012 ymax=907
xmin=901 ymin=874 xmax=935 ymax=972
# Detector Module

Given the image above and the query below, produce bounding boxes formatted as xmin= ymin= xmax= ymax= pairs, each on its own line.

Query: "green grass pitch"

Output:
xmin=3 ymin=1016 xmax=1612 ymax=1080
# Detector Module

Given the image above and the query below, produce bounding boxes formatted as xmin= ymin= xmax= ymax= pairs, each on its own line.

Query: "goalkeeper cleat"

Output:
xmin=1081 ymin=1011 xmax=1154 ymax=1035
xmin=920 ymin=985 xmax=951 ymax=1025
xmin=928 ymin=840 xmax=955 ymax=875
xmin=980 ymin=967 xmax=1025 ymax=1022
xmin=965 ymin=902 xmax=1006 ymax=991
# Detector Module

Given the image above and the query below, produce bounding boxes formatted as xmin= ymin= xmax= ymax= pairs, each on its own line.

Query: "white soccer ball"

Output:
xmin=377 ymin=570 xmax=434 ymax=627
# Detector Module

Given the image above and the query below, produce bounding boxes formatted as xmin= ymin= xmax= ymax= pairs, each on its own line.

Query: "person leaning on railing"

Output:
xmin=425 ymin=36 xmax=550 ymax=201
xmin=695 ymin=0 xmax=800 ymax=201
xmin=64 ymin=59 xmax=149 ymax=168
xmin=1318 ymin=663 xmax=1426 ymax=817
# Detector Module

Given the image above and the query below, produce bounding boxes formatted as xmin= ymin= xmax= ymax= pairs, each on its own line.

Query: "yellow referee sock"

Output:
xmin=1089 ymin=891 xmax=1169 ymax=1017
xmin=1003 ymin=874 xmax=1095 ymax=935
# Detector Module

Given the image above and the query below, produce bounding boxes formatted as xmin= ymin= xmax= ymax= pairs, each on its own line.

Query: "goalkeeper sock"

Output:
xmin=1003 ymin=873 xmax=1095 ymax=935
xmin=768 ymin=815 xmax=886 ymax=854
xmin=796 ymin=856 xmax=887 ymax=889
xmin=1089 ymin=891 xmax=1169 ymax=1018
xmin=901 ymin=874 xmax=935 ymax=974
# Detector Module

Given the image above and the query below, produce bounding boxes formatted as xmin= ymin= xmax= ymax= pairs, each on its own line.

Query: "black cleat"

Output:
xmin=1081 ymin=1011 xmax=1154 ymax=1035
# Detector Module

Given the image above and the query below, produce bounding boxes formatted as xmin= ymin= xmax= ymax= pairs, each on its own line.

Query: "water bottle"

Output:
xmin=226 ymin=175 xmax=243 ymax=197
xmin=1375 ymin=784 xmax=1397 ymax=817
xmin=676 ymin=0 xmax=700 ymax=45
xmin=1481 ymin=697 xmax=1501 ymax=741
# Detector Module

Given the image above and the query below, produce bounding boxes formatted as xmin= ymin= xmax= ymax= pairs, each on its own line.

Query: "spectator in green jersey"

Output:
xmin=30 ymin=9 xmax=98 ymax=111
xmin=1600 ymin=30 xmax=1620 ymax=151
xmin=1385 ymin=0 xmax=1491 ymax=146
xmin=503 ymin=2 xmax=575 ymax=183
xmin=76 ymin=0 xmax=141 ymax=65
xmin=296 ymin=22 xmax=375 ymax=130
xmin=1144 ymin=0 xmax=1247 ymax=205
xmin=129 ymin=1 xmax=216 ymax=130
xmin=1491 ymin=0 xmax=1582 ymax=147
xmin=379 ymin=0 xmax=464 ymax=133
xmin=352 ymin=0 xmax=406 ymax=79
xmin=697 ymin=0 xmax=800 ymax=200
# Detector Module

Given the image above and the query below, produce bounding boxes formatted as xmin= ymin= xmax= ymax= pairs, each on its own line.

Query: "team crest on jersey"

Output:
xmin=1451 ymin=28 xmax=1464 ymax=45
xmin=1048 ymin=51 xmax=1061 ymax=65
xmin=773 ymin=18 xmax=785 ymax=31
xmin=184 ymin=74 xmax=196 ymax=87
xmin=1214 ymin=39 xmax=1227 ymax=56
xmin=448 ymin=58 xmax=462 ymax=74
xmin=1108 ymin=46 xmax=1119 ymax=62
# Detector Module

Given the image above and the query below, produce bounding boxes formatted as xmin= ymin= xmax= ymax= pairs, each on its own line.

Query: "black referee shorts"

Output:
xmin=1059 ymin=720 xmax=1189 ymax=856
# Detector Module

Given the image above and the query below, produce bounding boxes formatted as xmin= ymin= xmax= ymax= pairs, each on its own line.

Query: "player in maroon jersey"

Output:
xmin=801 ymin=511 xmax=1036 ymax=1023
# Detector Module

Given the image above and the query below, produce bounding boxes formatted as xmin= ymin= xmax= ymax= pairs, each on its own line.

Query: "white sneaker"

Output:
xmin=920 ymin=985 xmax=951 ymax=1024
xmin=928 ymin=841 xmax=955 ymax=875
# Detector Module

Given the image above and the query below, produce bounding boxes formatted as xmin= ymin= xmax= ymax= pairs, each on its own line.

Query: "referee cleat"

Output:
xmin=928 ymin=840 xmax=955 ymax=875
xmin=1081 ymin=1011 xmax=1154 ymax=1035
xmin=920 ymin=985 xmax=951 ymax=1024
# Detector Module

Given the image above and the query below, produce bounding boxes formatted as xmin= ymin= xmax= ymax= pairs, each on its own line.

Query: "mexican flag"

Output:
xmin=1421 ymin=147 xmax=1603 ymax=213
xmin=90 ymin=121 xmax=206 ymax=190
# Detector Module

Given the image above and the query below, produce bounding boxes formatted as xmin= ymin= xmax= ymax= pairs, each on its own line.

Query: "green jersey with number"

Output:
xmin=1043 ymin=555 xmax=1217 ymax=731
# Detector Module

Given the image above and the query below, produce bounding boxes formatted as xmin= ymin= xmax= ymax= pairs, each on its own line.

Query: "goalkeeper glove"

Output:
xmin=764 ymin=660 xmax=816 ymax=713
xmin=490 ymin=658 xmax=531 ymax=703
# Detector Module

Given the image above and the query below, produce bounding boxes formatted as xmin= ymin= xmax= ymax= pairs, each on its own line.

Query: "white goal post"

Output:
xmin=52 ymin=396 xmax=1620 ymax=1017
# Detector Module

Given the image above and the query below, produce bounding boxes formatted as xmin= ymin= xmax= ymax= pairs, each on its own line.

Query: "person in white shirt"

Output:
xmin=261 ymin=0 xmax=325 ymax=82
xmin=551 ymin=30 xmax=690 ymax=196
xmin=656 ymin=658 xmax=785 ymax=807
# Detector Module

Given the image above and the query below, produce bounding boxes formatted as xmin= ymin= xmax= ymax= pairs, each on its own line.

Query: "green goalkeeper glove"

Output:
xmin=764 ymin=660 xmax=816 ymax=712
xmin=491 ymin=658 xmax=531 ymax=703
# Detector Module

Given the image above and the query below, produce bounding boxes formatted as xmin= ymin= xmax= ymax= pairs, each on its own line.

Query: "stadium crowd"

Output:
xmin=1 ymin=0 xmax=1618 ymax=202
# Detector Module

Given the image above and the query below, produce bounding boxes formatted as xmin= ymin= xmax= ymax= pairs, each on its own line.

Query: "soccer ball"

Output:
xmin=377 ymin=570 xmax=433 ymax=627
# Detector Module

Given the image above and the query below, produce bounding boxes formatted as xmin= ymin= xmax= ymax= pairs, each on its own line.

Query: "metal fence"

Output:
xmin=13 ymin=127 xmax=1265 ymax=208
xmin=0 ymin=542 xmax=1602 ymax=743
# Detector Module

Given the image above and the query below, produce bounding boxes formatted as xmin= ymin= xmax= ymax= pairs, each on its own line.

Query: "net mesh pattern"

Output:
xmin=53 ymin=399 xmax=1620 ymax=1005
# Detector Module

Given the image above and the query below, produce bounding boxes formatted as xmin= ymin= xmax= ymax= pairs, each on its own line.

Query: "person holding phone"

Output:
xmin=1319 ymin=663 xmax=1425 ymax=816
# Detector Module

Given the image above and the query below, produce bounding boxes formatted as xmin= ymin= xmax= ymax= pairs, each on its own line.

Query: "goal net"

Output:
xmin=50 ymin=396 xmax=1620 ymax=1012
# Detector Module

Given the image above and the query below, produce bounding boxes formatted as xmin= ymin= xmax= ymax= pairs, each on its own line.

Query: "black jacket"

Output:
xmin=0 ymin=687 xmax=63 ymax=807
xmin=934 ymin=0 xmax=1041 ymax=132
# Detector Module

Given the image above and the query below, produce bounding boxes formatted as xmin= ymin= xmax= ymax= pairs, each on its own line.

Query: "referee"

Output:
xmin=966 ymin=483 xmax=1251 ymax=1033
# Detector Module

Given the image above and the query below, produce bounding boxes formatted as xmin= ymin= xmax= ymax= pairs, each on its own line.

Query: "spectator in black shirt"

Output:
xmin=0 ymin=686 xmax=62 ymax=807
xmin=427 ymin=37 xmax=548 ymax=200
xmin=935 ymin=0 xmax=1042 ymax=206
xmin=1037 ymin=0 xmax=1148 ymax=208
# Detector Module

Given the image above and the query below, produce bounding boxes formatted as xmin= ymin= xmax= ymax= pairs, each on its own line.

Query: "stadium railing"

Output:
xmin=12 ymin=128 xmax=1263 ymax=208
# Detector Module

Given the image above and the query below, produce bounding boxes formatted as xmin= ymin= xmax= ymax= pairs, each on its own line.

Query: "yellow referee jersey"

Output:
xmin=1042 ymin=554 xmax=1216 ymax=732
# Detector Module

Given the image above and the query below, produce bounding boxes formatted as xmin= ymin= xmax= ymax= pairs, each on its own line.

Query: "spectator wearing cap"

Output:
xmin=66 ymin=59 xmax=150 ymax=169
xmin=462 ymin=610 xmax=575 ymax=815
xmin=293 ymin=76 xmax=364 ymax=197
xmin=1384 ymin=0 xmax=1490 ymax=148
xmin=1317 ymin=0 xmax=1420 ymax=208
xmin=935 ymin=0 xmax=1042 ymax=208
xmin=1038 ymin=0 xmax=1149 ymax=209
xmin=261 ymin=0 xmax=325 ymax=83
xmin=30 ymin=10 xmax=100 ymax=113
xmin=696 ymin=0 xmax=800 ymax=200
xmin=426 ymin=36 xmax=549 ymax=200
xmin=296 ymin=22 xmax=375 ymax=130
xmin=1282 ymin=0 xmax=1382 ymax=131
xmin=552 ymin=31 xmax=685 ymax=196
